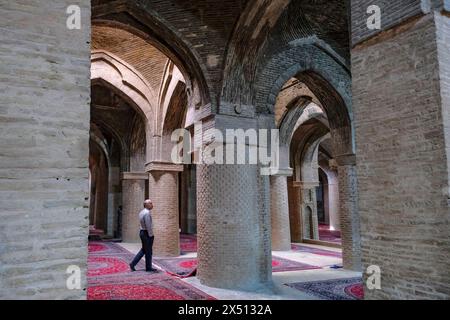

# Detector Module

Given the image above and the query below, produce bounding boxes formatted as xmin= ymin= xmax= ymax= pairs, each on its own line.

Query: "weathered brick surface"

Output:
xmin=121 ymin=179 xmax=146 ymax=243
xmin=352 ymin=13 xmax=450 ymax=299
xmin=351 ymin=0 xmax=424 ymax=45
xmin=3 ymin=0 xmax=450 ymax=301
xmin=270 ymin=175 xmax=291 ymax=251
xmin=196 ymin=162 xmax=272 ymax=290
xmin=221 ymin=0 xmax=349 ymax=107
xmin=0 ymin=1 xmax=91 ymax=299
xmin=436 ymin=10 xmax=450 ymax=198
xmin=149 ymin=170 xmax=180 ymax=257
xmin=287 ymin=177 xmax=303 ymax=242
xmin=300 ymin=186 xmax=320 ymax=240
xmin=337 ymin=164 xmax=361 ymax=271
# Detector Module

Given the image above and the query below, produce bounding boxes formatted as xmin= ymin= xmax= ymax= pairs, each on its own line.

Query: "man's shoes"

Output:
xmin=129 ymin=264 xmax=136 ymax=272
xmin=146 ymin=268 xmax=157 ymax=272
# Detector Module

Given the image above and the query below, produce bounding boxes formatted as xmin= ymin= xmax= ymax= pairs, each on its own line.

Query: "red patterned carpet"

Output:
xmin=290 ymin=244 xmax=342 ymax=258
xmin=87 ymin=241 xmax=214 ymax=300
xmin=285 ymin=277 xmax=364 ymax=300
xmin=318 ymin=224 xmax=342 ymax=243
xmin=180 ymin=234 xmax=197 ymax=253
xmin=154 ymin=256 xmax=320 ymax=277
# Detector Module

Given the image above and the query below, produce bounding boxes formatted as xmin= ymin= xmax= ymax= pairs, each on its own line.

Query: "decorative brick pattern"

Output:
xmin=196 ymin=163 xmax=272 ymax=290
xmin=149 ymin=171 xmax=180 ymax=257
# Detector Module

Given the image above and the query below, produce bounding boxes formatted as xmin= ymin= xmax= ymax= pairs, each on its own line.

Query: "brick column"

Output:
xmin=288 ymin=177 xmax=303 ymax=242
xmin=197 ymin=164 xmax=271 ymax=290
xmin=336 ymin=156 xmax=361 ymax=271
xmin=147 ymin=162 xmax=182 ymax=257
xmin=94 ymin=156 xmax=108 ymax=233
xmin=270 ymin=171 xmax=292 ymax=251
xmin=299 ymin=181 xmax=320 ymax=240
xmin=328 ymin=175 xmax=341 ymax=232
xmin=121 ymin=172 xmax=148 ymax=243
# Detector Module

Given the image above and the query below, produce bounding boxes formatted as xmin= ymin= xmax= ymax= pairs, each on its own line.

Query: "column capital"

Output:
xmin=145 ymin=161 xmax=184 ymax=172
xmin=335 ymin=153 xmax=356 ymax=166
xmin=121 ymin=172 xmax=149 ymax=180
xmin=268 ymin=167 xmax=293 ymax=176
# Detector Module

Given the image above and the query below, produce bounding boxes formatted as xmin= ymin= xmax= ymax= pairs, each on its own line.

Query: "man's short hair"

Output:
xmin=143 ymin=199 xmax=152 ymax=207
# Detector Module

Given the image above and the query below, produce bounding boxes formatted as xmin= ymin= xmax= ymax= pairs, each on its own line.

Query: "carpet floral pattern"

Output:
xmin=180 ymin=234 xmax=197 ymax=254
xmin=154 ymin=256 xmax=320 ymax=277
xmin=285 ymin=277 xmax=364 ymax=300
xmin=290 ymin=244 xmax=342 ymax=258
xmin=87 ymin=241 xmax=214 ymax=300
xmin=318 ymin=224 xmax=342 ymax=243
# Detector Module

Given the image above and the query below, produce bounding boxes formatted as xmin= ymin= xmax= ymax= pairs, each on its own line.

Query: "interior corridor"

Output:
xmin=88 ymin=234 xmax=361 ymax=300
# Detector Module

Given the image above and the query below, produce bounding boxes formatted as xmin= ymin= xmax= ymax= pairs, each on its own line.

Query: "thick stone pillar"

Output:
xmin=336 ymin=156 xmax=361 ymax=271
xmin=270 ymin=173 xmax=292 ymax=251
xmin=328 ymin=177 xmax=341 ymax=232
xmin=197 ymin=164 xmax=271 ymax=290
xmin=287 ymin=178 xmax=303 ymax=242
xmin=325 ymin=166 xmax=341 ymax=232
xmin=121 ymin=172 xmax=148 ymax=243
xmin=147 ymin=163 xmax=182 ymax=257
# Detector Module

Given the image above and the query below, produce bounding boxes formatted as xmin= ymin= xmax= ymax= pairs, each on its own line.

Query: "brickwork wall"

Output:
xmin=351 ymin=0 xmax=424 ymax=45
xmin=352 ymin=12 xmax=450 ymax=298
xmin=0 ymin=1 xmax=91 ymax=299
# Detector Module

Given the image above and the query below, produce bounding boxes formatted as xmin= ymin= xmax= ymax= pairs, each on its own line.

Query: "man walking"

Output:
xmin=130 ymin=199 xmax=157 ymax=272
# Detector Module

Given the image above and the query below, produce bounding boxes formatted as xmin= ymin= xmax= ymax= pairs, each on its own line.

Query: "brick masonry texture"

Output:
xmin=149 ymin=171 xmax=180 ymax=257
xmin=121 ymin=179 xmax=145 ymax=243
xmin=351 ymin=0 xmax=424 ymax=45
xmin=338 ymin=165 xmax=361 ymax=271
xmin=270 ymin=175 xmax=291 ymax=251
xmin=288 ymin=178 xmax=303 ymax=242
xmin=196 ymin=163 xmax=271 ymax=290
xmin=0 ymin=1 xmax=91 ymax=299
xmin=2 ymin=0 xmax=450 ymax=301
xmin=352 ymin=12 xmax=450 ymax=299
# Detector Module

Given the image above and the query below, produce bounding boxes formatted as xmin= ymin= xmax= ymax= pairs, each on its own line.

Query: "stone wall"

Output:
xmin=0 ymin=1 xmax=91 ymax=299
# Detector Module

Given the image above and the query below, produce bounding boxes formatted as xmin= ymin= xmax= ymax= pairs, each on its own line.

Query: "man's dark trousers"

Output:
xmin=130 ymin=230 xmax=154 ymax=271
